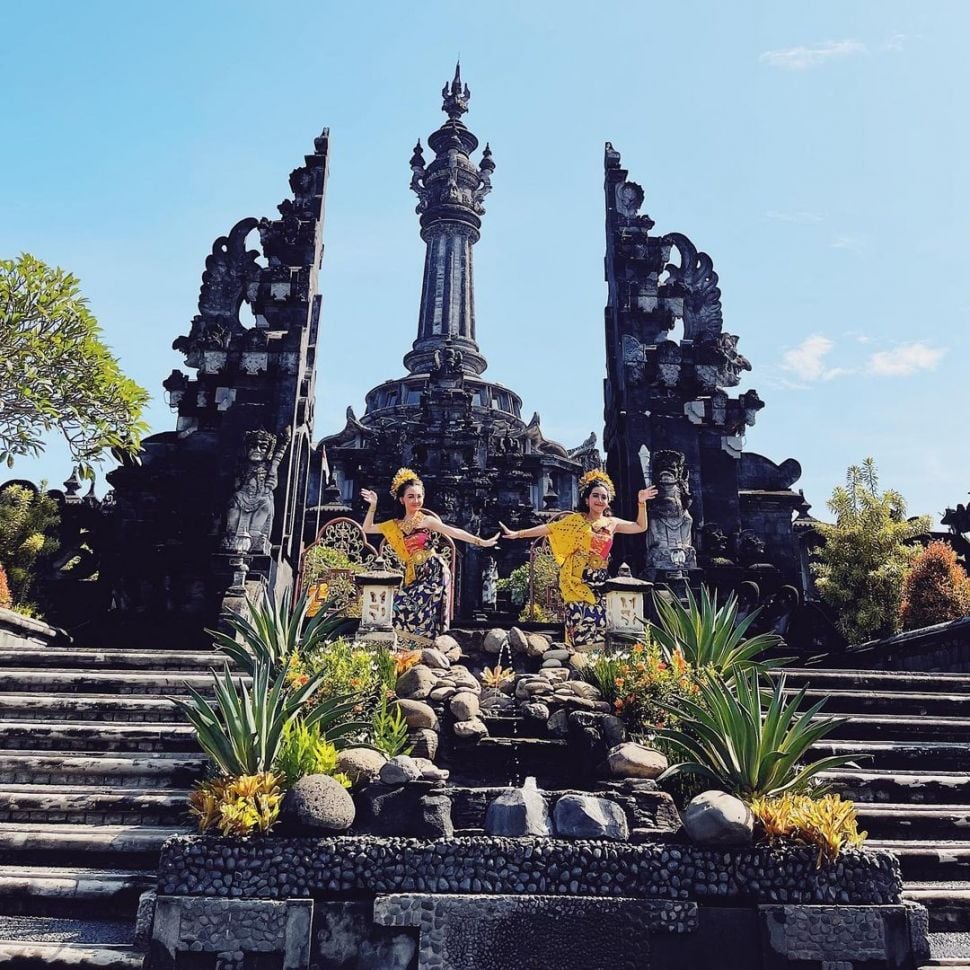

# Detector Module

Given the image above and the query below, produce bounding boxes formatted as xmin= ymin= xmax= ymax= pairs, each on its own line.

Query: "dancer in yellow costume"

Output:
xmin=362 ymin=468 xmax=499 ymax=642
xmin=500 ymin=470 xmax=657 ymax=645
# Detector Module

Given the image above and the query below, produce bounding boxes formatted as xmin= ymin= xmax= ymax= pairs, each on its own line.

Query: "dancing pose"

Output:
xmin=362 ymin=468 xmax=498 ymax=641
xmin=501 ymin=469 xmax=656 ymax=645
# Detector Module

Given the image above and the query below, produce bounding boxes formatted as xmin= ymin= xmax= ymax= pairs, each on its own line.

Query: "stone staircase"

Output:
xmin=784 ymin=667 xmax=970 ymax=969
xmin=0 ymin=637 xmax=968 ymax=967
xmin=0 ymin=645 xmax=213 ymax=968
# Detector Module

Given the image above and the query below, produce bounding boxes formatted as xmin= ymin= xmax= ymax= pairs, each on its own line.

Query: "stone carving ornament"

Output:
xmin=662 ymin=232 xmax=723 ymax=342
xmin=646 ymin=450 xmax=697 ymax=575
xmin=223 ymin=427 xmax=292 ymax=555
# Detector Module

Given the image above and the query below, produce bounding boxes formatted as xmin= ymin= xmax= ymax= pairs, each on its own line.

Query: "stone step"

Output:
xmin=871 ymin=842 xmax=970 ymax=882
xmin=0 ymin=823 xmax=189 ymax=869
xmin=821 ymin=769 xmax=970 ymax=805
xmin=856 ymin=805 xmax=970 ymax=841
xmin=0 ymin=786 xmax=189 ymax=827
xmin=0 ymin=694 xmax=188 ymax=724
xmin=443 ymin=736 xmax=582 ymax=789
xmin=0 ymin=721 xmax=198 ymax=753
xmin=810 ymin=740 xmax=970 ymax=773
xmin=0 ymin=669 xmax=231 ymax=697
xmin=800 ymin=689 xmax=970 ymax=718
xmin=0 ymin=940 xmax=144 ymax=968
xmin=0 ymin=914 xmax=135 ymax=946
xmin=0 ymin=752 xmax=206 ymax=789
xmin=904 ymin=883 xmax=970 ymax=932
xmin=781 ymin=668 xmax=970 ymax=694
xmin=0 ymin=865 xmax=154 ymax=920
xmin=824 ymin=714 xmax=970 ymax=743
xmin=0 ymin=646 xmax=228 ymax=672
xmin=926 ymin=931 xmax=970 ymax=965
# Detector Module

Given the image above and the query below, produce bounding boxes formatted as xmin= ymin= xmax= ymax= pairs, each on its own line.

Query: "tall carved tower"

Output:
xmin=404 ymin=66 xmax=493 ymax=378
xmin=318 ymin=70 xmax=598 ymax=616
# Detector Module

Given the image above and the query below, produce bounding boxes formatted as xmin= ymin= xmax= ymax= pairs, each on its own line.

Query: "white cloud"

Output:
xmin=882 ymin=33 xmax=906 ymax=53
xmin=766 ymin=209 xmax=823 ymax=224
xmin=867 ymin=343 xmax=944 ymax=377
xmin=831 ymin=234 xmax=866 ymax=251
xmin=760 ymin=40 xmax=867 ymax=70
xmin=781 ymin=335 xmax=850 ymax=384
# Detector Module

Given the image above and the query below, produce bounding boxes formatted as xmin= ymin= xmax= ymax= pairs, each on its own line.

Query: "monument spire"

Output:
xmin=403 ymin=65 xmax=494 ymax=376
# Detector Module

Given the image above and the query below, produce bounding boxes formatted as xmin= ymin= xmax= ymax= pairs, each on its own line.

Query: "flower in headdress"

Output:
xmin=578 ymin=468 xmax=616 ymax=500
xmin=390 ymin=467 xmax=423 ymax=498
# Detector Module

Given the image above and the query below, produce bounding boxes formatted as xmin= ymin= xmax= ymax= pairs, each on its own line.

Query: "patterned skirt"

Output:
xmin=564 ymin=566 xmax=608 ymax=647
xmin=393 ymin=554 xmax=451 ymax=643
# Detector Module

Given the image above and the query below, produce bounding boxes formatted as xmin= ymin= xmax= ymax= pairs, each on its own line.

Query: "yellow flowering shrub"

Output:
xmin=189 ymin=773 xmax=283 ymax=836
xmin=750 ymin=792 xmax=867 ymax=866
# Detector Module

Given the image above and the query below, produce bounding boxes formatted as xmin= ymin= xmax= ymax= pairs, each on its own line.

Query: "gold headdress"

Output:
xmin=390 ymin=466 xmax=423 ymax=498
xmin=578 ymin=468 xmax=615 ymax=500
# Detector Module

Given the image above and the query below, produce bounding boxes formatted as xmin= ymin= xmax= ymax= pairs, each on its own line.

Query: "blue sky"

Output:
xmin=1 ymin=2 xmax=966 ymax=524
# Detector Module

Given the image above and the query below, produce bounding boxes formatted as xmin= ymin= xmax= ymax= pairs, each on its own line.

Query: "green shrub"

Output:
xmin=372 ymin=695 xmax=413 ymax=759
xmin=657 ymin=668 xmax=856 ymax=799
xmin=0 ymin=483 xmax=59 ymax=605
xmin=274 ymin=718 xmax=352 ymax=788
xmin=813 ymin=458 xmax=932 ymax=643
xmin=649 ymin=586 xmax=785 ymax=680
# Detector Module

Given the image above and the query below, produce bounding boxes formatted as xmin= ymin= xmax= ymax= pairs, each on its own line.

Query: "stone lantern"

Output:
xmin=602 ymin=563 xmax=653 ymax=651
xmin=353 ymin=557 xmax=403 ymax=648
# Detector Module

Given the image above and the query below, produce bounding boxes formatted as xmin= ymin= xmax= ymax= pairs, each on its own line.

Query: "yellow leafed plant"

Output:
xmin=750 ymin=792 xmax=867 ymax=866
xmin=188 ymin=772 xmax=284 ymax=837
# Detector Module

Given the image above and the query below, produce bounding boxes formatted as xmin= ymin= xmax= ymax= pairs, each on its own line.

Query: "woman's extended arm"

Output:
xmin=360 ymin=489 xmax=382 ymax=534
xmin=499 ymin=521 xmax=551 ymax=541
xmin=611 ymin=486 xmax=659 ymax=535
xmin=423 ymin=518 xmax=499 ymax=548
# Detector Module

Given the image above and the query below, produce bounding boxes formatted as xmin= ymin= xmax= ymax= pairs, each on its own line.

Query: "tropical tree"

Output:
xmin=812 ymin=458 xmax=932 ymax=644
xmin=0 ymin=254 xmax=149 ymax=477
xmin=899 ymin=540 xmax=970 ymax=631
xmin=0 ymin=482 xmax=59 ymax=605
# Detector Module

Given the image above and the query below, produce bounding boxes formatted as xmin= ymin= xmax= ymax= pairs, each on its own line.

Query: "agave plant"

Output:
xmin=209 ymin=585 xmax=354 ymax=678
xmin=656 ymin=668 xmax=857 ymax=799
xmin=649 ymin=586 xmax=786 ymax=680
xmin=172 ymin=662 xmax=370 ymax=777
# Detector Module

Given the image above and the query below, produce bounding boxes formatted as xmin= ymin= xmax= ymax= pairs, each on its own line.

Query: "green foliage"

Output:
xmin=273 ymin=717 xmax=352 ymax=788
xmin=899 ymin=540 xmax=970 ymax=631
xmin=649 ymin=586 xmax=785 ymax=680
xmin=0 ymin=482 xmax=59 ymax=604
xmin=0 ymin=254 xmax=149 ymax=476
xmin=173 ymin=661 xmax=369 ymax=777
xmin=581 ymin=640 xmax=703 ymax=738
xmin=304 ymin=636 xmax=384 ymax=709
xmin=210 ymin=586 xmax=353 ymax=679
xmin=812 ymin=458 xmax=932 ymax=644
xmin=371 ymin=695 xmax=413 ymax=758
xmin=500 ymin=547 xmax=559 ymax=609
xmin=301 ymin=544 xmax=365 ymax=615
xmin=657 ymin=669 xmax=856 ymax=799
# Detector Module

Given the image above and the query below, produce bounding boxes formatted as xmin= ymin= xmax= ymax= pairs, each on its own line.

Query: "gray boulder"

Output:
xmin=392 ymin=698 xmax=438 ymax=730
xmin=450 ymin=691 xmax=480 ymax=721
xmin=420 ymin=648 xmax=451 ymax=670
xmin=409 ymin=728 xmax=438 ymax=761
xmin=434 ymin=634 xmax=463 ymax=661
xmin=379 ymin=755 xmax=423 ymax=785
xmin=355 ymin=782 xmax=453 ymax=838
xmin=682 ymin=790 xmax=754 ymax=846
xmin=553 ymin=793 xmax=629 ymax=841
xmin=508 ymin=627 xmax=529 ymax=654
xmin=607 ymin=742 xmax=668 ymax=780
xmin=485 ymin=778 xmax=552 ymax=837
xmin=525 ymin=633 xmax=551 ymax=657
xmin=395 ymin=665 xmax=436 ymax=700
xmin=283 ymin=774 xmax=355 ymax=832
xmin=335 ymin=747 xmax=387 ymax=787
xmin=483 ymin=628 xmax=508 ymax=654
xmin=453 ymin=717 xmax=489 ymax=740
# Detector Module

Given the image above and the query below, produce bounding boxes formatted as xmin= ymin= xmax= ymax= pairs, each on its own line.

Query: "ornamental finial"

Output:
xmin=441 ymin=62 xmax=470 ymax=120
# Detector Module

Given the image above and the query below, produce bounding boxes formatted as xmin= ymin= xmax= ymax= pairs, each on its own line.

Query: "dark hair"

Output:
xmin=396 ymin=477 xmax=423 ymax=499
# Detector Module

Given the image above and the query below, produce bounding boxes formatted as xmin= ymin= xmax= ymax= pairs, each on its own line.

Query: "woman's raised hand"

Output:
xmin=499 ymin=521 xmax=518 ymax=539
xmin=638 ymin=486 xmax=658 ymax=504
xmin=360 ymin=488 xmax=378 ymax=508
xmin=478 ymin=532 xmax=501 ymax=549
